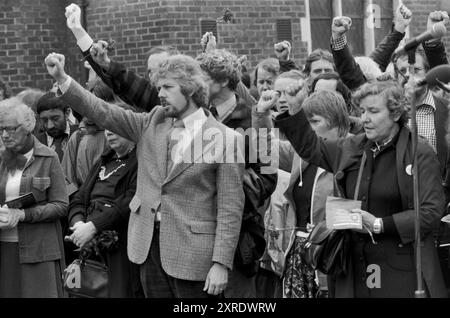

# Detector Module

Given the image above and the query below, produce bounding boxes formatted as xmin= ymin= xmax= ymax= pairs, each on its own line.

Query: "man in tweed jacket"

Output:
xmin=45 ymin=52 xmax=245 ymax=298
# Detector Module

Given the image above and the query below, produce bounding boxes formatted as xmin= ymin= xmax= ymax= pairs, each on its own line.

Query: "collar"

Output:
xmin=180 ymin=107 xmax=208 ymax=133
xmin=33 ymin=136 xmax=58 ymax=157
xmin=419 ymin=90 xmax=436 ymax=111
xmin=212 ymin=94 xmax=237 ymax=122
xmin=369 ymin=126 xmax=401 ymax=157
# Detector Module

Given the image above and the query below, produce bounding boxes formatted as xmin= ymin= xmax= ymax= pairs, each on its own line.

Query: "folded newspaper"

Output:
xmin=326 ymin=196 xmax=362 ymax=230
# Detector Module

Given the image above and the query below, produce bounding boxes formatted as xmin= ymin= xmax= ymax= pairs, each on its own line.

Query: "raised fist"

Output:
xmin=332 ymin=16 xmax=352 ymax=39
xmin=394 ymin=4 xmax=412 ymax=33
xmin=257 ymin=90 xmax=280 ymax=112
xmin=201 ymin=32 xmax=217 ymax=53
xmin=285 ymin=80 xmax=308 ymax=115
xmin=45 ymin=53 xmax=67 ymax=84
xmin=428 ymin=11 xmax=450 ymax=30
xmin=90 ymin=40 xmax=111 ymax=69
xmin=274 ymin=41 xmax=291 ymax=61
xmin=65 ymin=3 xmax=82 ymax=30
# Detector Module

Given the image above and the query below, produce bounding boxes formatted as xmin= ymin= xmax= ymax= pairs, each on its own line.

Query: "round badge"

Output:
xmin=406 ymin=164 xmax=412 ymax=176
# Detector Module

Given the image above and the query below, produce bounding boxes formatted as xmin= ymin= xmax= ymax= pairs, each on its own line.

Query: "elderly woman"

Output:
xmin=0 ymin=98 xmax=68 ymax=297
xmin=254 ymin=89 xmax=351 ymax=298
xmin=258 ymin=80 xmax=447 ymax=297
xmin=67 ymin=128 xmax=140 ymax=297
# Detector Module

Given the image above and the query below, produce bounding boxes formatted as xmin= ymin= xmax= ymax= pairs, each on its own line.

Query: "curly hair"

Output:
xmin=147 ymin=45 xmax=179 ymax=58
xmin=196 ymin=49 xmax=242 ymax=91
xmin=152 ymin=54 xmax=209 ymax=108
xmin=0 ymin=98 xmax=36 ymax=133
xmin=16 ymin=88 xmax=45 ymax=114
xmin=302 ymin=90 xmax=350 ymax=138
xmin=252 ymin=58 xmax=280 ymax=87
xmin=353 ymin=80 xmax=409 ymax=126
xmin=303 ymin=49 xmax=335 ymax=76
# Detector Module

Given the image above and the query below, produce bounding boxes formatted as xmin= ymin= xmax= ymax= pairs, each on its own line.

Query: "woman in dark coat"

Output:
xmin=258 ymin=80 xmax=447 ymax=297
xmin=67 ymin=129 xmax=141 ymax=298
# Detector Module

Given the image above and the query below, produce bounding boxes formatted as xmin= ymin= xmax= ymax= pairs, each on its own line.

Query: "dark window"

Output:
xmin=200 ymin=19 xmax=218 ymax=40
xmin=341 ymin=0 xmax=364 ymax=55
xmin=310 ymin=0 xmax=333 ymax=51
xmin=276 ymin=19 xmax=292 ymax=42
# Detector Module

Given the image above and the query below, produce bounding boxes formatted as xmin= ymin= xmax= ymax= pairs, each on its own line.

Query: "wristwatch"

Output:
xmin=373 ymin=218 xmax=383 ymax=234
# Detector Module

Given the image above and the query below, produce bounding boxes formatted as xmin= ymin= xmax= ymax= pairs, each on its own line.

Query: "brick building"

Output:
xmin=1 ymin=0 xmax=449 ymax=93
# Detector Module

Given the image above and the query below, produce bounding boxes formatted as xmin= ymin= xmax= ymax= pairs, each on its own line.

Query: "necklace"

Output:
xmin=98 ymin=162 xmax=126 ymax=181
xmin=371 ymin=136 xmax=394 ymax=158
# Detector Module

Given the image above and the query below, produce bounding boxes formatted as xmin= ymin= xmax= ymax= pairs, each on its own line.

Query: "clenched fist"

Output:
xmin=332 ymin=16 xmax=352 ymax=39
xmin=257 ymin=90 xmax=280 ymax=113
xmin=200 ymin=32 xmax=217 ymax=53
xmin=394 ymin=4 xmax=412 ymax=33
xmin=274 ymin=41 xmax=291 ymax=61
xmin=285 ymin=80 xmax=308 ymax=115
xmin=65 ymin=3 xmax=82 ymax=30
xmin=89 ymin=40 xmax=111 ymax=69
xmin=45 ymin=53 xmax=68 ymax=84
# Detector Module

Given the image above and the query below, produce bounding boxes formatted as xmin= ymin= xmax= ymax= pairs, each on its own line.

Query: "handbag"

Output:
xmin=63 ymin=256 xmax=109 ymax=298
xmin=303 ymin=152 xmax=367 ymax=276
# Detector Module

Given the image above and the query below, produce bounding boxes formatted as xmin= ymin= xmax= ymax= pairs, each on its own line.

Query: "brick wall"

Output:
xmin=1 ymin=0 xmax=449 ymax=93
xmin=84 ymin=0 xmax=308 ymax=79
xmin=0 ymin=0 xmax=84 ymax=94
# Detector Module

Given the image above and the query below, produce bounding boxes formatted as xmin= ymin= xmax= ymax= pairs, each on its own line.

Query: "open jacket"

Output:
xmin=274 ymin=109 xmax=447 ymax=297
xmin=68 ymin=147 xmax=137 ymax=233
xmin=0 ymin=137 xmax=68 ymax=264
xmin=253 ymin=110 xmax=332 ymax=275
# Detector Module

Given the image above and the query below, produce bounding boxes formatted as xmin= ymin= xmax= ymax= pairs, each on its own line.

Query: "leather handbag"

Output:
xmin=303 ymin=220 xmax=351 ymax=275
xmin=303 ymin=152 xmax=367 ymax=276
xmin=63 ymin=257 xmax=109 ymax=298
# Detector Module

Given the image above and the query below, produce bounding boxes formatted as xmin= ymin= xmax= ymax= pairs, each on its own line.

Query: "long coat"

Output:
xmin=275 ymin=109 xmax=447 ymax=298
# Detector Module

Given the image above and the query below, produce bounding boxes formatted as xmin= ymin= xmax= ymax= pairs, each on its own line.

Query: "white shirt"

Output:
xmin=169 ymin=107 xmax=208 ymax=166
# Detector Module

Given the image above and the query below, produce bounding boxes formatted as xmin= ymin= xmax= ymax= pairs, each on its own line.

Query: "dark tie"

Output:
xmin=209 ymin=106 xmax=219 ymax=119
xmin=166 ymin=120 xmax=185 ymax=177
xmin=53 ymin=136 xmax=65 ymax=162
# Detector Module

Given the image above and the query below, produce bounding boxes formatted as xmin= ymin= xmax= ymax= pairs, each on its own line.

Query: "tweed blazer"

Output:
xmin=59 ymin=79 xmax=245 ymax=281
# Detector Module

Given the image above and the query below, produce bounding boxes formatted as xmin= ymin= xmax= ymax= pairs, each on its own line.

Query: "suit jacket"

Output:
xmin=59 ymin=79 xmax=245 ymax=281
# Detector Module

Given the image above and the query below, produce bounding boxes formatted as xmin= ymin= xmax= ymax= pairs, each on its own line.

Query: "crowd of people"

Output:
xmin=0 ymin=2 xmax=450 ymax=298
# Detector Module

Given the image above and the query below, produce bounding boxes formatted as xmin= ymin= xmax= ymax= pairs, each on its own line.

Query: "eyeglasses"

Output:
xmin=0 ymin=124 xmax=22 ymax=135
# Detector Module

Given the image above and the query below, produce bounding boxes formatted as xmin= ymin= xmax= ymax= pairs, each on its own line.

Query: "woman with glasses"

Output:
xmin=0 ymin=98 xmax=68 ymax=297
